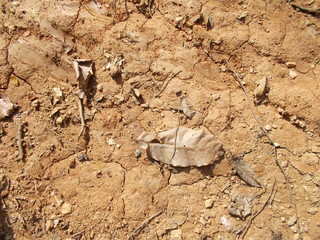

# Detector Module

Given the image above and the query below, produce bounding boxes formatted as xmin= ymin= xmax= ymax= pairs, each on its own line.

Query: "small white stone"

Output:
xmin=175 ymin=16 xmax=184 ymax=24
xmin=60 ymin=203 xmax=72 ymax=215
xmin=272 ymin=124 xmax=277 ymax=129
xmin=291 ymin=224 xmax=298 ymax=233
xmin=204 ymin=199 xmax=213 ymax=208
xmin=265 ymin=125 xmax=272 ymax=131
xmin=307 ymin=207 xmax=318 ymax=215
xmin=289 ymin=70 xmax=297 ymax=79
xmin=287 ymin=216 xmax=297 ymax=226
xmin=281 ymin=217 xmax=286 ymax=223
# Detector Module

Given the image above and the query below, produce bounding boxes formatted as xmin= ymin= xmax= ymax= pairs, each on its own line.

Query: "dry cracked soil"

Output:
xmin=0 ymin=0 xmax=320 ymax=239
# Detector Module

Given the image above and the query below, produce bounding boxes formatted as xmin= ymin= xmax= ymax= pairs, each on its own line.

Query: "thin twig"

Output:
xmin=240 ymin=178 xmax=276 ymax=239
xmin=77 ymin=97 xmax=86 ymax=139
xmin=126 ymin=210 xmax=164 ymax=240
xmin=125 ymin=0 xmax=129 ymax=19
xmin=170 ymin=105 xmax=181 ymax=163
xmin=156 ymin=70 xmax=182 ymax=97
xmin=226 ymin=60 xmax=301 ymax=239
xmin=112 ymin=0 xmax=117 ymax=24
xmin=16 ymin=123 xmax=24 ymax=161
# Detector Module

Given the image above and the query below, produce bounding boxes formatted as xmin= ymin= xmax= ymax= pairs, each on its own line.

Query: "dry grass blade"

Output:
xmin=127 ymin=210 xmax=164 ymax=240
xmin=226 ymin=60 xmax=301 ymax=239
xmin=240 ymin=178 xmax=276 ymax=239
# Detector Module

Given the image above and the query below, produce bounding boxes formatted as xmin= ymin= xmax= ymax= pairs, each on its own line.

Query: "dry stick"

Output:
xmin=240 ymin=178 xmax=276 ymax=239
xmin=16 ymin=124 xmax=24 ymax=161
xmin=126 ymin=210 xmax=164 ymax=240
xmin=170 ymin=106 xmax=181 ymax=163
xmin=77 ymin=97 xmax=86 ymax=139
xmin=112 ymin=0 xmax=117 ymax=24
xmin=156 ymin=70 xmax=182 ymax=97
xmin=226 ymin=61 xmax=301 ymax=239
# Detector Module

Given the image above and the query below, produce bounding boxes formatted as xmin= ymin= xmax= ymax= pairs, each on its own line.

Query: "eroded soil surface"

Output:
xmin=0 ymin=0 xmax=319 ymax=239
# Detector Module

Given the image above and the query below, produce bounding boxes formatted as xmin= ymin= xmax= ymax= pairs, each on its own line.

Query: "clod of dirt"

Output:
xmin=0 ymin=96 xmax=17 ymax=120
xmin=204 ymin=198 xmax=213 ymax=208
xmin=232 ymin=157 xmax=261 ymax=188
xmin=104 ymin=52 xmax=124 ymax=79
xmin=228 ymin=194 xmax=255 ymax=219
xmin=137 ymin=127 xmax=225 ymax=167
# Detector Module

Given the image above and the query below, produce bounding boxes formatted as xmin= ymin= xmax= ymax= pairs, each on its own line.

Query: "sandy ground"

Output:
xmin=0 ymin=0 xmax=320 ymax=239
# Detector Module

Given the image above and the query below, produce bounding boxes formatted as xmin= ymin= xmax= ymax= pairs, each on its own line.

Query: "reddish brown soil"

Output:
xmin=0 ymin=0 xmax=319 ymax=239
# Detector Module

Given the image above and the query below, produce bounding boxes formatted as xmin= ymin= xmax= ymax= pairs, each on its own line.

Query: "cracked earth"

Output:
xmin=0 ymin=0 xmax=320 ymax=239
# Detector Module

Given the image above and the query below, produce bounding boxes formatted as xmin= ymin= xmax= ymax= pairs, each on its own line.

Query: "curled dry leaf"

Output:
xmin=232 ymin=157 xmax=261 ymax=188
xmin=137 ymin=126 xmax=224 ymax=167
xmin=0 ymin=96 xmax=16 ymax=120
xmin=180 ymin=97 xmax=196 ymax=119
xmin=228 ymin=194 xmax=256 ymax=219
xmin=73 ymin=59 xmax=93 ymax=94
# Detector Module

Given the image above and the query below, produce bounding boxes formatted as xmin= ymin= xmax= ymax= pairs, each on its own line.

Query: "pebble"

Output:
xmin=170 ymin=229 xmax=182 ymax=240
xmin=60 ymin=203 xmax=72 ymax=215
xmin=286 ymin=62 xmax=296 ymax=68
xmin=289 ymin=70 xmax=297 ymax=79
xmin=204 ymin=199 xmax=213 ymax=208
xmin=307 ymin=207 xmax=318 ymax=215
xmin=287 ymin=216 xmax=297 ymax=226
xmin=281 ymin=217 xmax=286 ymax=223
xmin=265 ymin=124 xmax=272 ymax=131
xmin=272 ymin=124 xmax=277 ymax=129
xmin=297 ymin=120 xmax=306 ymax=128
xmin=290 ymin=224 xmax=298 ymax=233
xmin=175 ymin=16 xmax=184 ymax=24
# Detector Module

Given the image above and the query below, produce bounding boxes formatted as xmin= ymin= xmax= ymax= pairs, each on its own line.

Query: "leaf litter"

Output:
xmin=137 ymin=126 xmax=224 ymax=167
xmin=232 ymin=157 xmax=261 ymax=188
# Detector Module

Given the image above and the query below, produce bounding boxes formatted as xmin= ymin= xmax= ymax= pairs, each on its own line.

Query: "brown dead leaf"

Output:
xmin=232 ymin=157 xmax=261 ymax=188
xmin=180 ymin=97 xmax=196 ymax=119
xmin=137 ymin=127 xmax=224 ymax=167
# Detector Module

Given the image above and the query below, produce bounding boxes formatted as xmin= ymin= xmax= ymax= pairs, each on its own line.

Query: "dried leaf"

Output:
xmin=228 ymin=194 xmax=256 ymax=219
xmin=232 ymin=157 xmax=261 ymax=187
xmin=73 ymin=59 xmax=93 ymax=92
xmin=180 ymin=97 xmax=196 ymax=119
xmin=0 ymin=96 xmax=16 ymax=120
xmin=137 ymin=127 xmax=224 ymax=167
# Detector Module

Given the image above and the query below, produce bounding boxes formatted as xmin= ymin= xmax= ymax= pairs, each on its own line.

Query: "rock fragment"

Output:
xmin=289 ymin=70 xmax=297 ymax=79
xmin=60 ymin=203 xmax=72 ymax=215
xmin=204 ymin=199 xmax=213 ymax=208
xmin=307 ymin=207 xmax=318 ymax=215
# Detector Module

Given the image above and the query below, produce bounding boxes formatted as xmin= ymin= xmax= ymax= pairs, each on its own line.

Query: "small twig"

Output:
xmin=16 ymin=123 xmax=24 ymax=161
xmin=125 ymin=0 xmax=129 ymax=19
xmin=170 ymin=104 xmax=181 ymax=163
xmin=127 ymin=210 xmax=164 ymax=240
xmin=77 ymin=97 xmax=86 ymax=139
xmin=226 ymin=60 xmax=301 ymax=239
xmin=240 ymin=178 xmax=276 ymax=239
xmin=112 ymin=0 xmax=117 ymax=24
xmin=291 ymin=4 xmax=320 ymax=17
xmin=156 ymin=70 xmax=182 ymax=97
